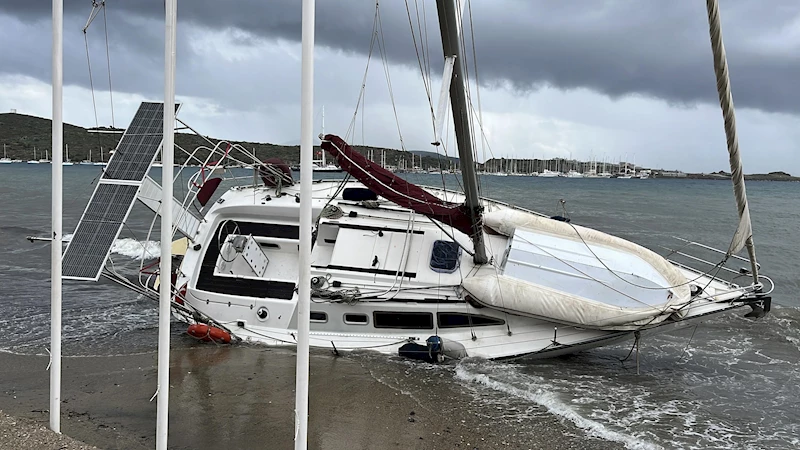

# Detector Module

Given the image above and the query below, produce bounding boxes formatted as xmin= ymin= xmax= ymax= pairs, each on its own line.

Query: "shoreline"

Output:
xmin=0 ymin=344 xmax=623 ymax=449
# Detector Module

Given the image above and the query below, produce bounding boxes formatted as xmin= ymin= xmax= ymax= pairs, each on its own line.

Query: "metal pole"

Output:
xmin=295 ymin=0 xmax=314 ymax=447
xmin=321 ymin=105 xmax=325 ymax=166
xmin=435 ymin=0 xmax=487 ymax=264
xmin=50 ymin=0 xmax=63 ymax=434
xmin=156 ymin=0 xmax=177 ymax=448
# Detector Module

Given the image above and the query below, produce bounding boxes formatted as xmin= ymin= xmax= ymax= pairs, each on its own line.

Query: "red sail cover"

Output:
xmin=321 ymin=134 xmax=474 ymax=236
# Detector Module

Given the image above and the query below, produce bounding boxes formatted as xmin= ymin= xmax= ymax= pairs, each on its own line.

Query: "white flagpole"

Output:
xmin=50 ymin=0 xmax=63 ymax=434
xmin=156 ymin=0 xmax=177 ymax=448
xmin=295 ymin=0 xmax=314 ymax=447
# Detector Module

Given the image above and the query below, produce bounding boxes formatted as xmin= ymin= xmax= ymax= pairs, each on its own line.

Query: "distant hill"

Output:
xmin=0 ymin=112 xmax=457 ymax=169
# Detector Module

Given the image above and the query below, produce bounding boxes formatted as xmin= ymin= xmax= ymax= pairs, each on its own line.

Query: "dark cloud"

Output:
xmin=1 ymin=0 xmax=798 ymax=115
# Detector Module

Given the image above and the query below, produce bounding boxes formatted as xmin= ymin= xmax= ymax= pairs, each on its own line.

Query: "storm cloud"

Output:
xmin=0 ymin=1 xmax=798 ymax=174
xmin=1 ymin=0 xmax=799 ymax=114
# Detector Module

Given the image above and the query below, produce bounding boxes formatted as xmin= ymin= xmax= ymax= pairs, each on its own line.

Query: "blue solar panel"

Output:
xmin=102 ymin=102 xmax=178 ymax=182
xmin=62 ymin=102 xmax=179 ymax=280
xmin=62 ymin=183 xmax=140 ymax=279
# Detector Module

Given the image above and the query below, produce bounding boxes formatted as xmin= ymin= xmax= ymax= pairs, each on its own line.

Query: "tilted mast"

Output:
xmin=704 ymin=0 xmax=758 ymax=283
xmin=435 ymin=0 xmax=488 ymax=264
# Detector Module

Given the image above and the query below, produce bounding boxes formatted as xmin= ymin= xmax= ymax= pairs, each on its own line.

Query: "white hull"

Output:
xmin=165 ymin=179 xmax=762 ymax=360
xmin=538 ymin=170 xmax=561 ymax=178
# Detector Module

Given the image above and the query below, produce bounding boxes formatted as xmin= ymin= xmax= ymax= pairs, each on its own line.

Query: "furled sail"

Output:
xmin=705 ymin=0 xmax=757 ymax=277
xmin=320 ymin=134 xmax=473 ymax=235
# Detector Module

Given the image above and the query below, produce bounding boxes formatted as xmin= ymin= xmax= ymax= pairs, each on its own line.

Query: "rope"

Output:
xmin=704 ymin=0 xmax=758 ymax=281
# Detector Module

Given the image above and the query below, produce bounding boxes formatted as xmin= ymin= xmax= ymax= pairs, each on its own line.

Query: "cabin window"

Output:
xmin=373 ymin=311 xmax=434 ymax=329
xmin=260 ymin=243 xmax=281 ymax=249
xmin=310 ymin=311 xmax=328 ymax=323
xmin=437 ymin=313 xmax=505 ymax=328
xmin=343 ymin=313 xmax=369 ymax=325
xmin=430 ymin=240 xmax=461 ymax=273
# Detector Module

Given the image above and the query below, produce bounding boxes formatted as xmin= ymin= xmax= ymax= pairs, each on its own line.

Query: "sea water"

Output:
xmin=1 ymin=164 xmax=797 ymax=449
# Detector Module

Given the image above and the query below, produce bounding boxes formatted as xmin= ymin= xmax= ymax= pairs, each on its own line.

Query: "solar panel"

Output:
xmin=62 ymin=184 xmax=140 ymax=280
xmin=102 ymin=102 xmax=179 ymax=182
xmin=62 ymin=101 xmax=179 ymax=280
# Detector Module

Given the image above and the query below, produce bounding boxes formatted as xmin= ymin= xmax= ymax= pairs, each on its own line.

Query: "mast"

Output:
xmin=295 ymin=0 xmax=314 ymax=447
xmin=321 ymin=105 xmax=325 ymax=166
xmin=50 ymin=0 xmax=63 ymax=434
xmin=156 ymin=0 xmax=177 ymax=448
xmin=704 ymin=0 xmax=758 ymax=282
xmin=435 ymin=0 xmax=487 ymax=264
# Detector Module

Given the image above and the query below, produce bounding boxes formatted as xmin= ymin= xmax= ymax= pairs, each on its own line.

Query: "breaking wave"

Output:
xmin=64 ymin=233 xmax=160 ymax=260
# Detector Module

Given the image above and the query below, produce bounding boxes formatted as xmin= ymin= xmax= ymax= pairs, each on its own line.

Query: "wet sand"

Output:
xmin=0 ymin=344 xmax=622 ymax=449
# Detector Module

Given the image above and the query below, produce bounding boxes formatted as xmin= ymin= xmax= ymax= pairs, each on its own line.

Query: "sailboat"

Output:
xmin=62 ymin=0 xmax=771 ymax=362
xmin=62 ymin=144 xmax=74 ymax=166
xmin=539 ymin=159 xmax=561 ymax=177
xmin=0 ymin=144 xmax=11 ymax=164
xmin=27 ymin=148 xmax=40 ymax=164
xmin=79 ymin=148 xmax=94 ymax=165
xmin=310 ymin=106 xmax=342 ymax=173
xmin=94 ymin=147 xmax=107 ymax=166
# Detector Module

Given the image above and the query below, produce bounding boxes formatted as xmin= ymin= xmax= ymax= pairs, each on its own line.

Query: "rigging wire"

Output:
xmin=101 ymin=2 xmax=115 ymax=127
xmin=346 ymin=3 xmax=379 ymax=142
xmin=466 ymin=0 xmax=486 ymax=164
xmin=83 ymin=0 xmax=115 ymax=152
xmin=83 ymin=32 xmax=100 ymax=132
xmin=375 ymin=4 xmax=407 ymax=151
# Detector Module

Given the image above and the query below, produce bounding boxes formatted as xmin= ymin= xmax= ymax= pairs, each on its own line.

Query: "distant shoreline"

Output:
xmin=659 ymin=172 xmax=800 ymax=182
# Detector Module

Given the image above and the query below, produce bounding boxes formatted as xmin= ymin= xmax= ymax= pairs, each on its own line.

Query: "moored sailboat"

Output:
xmin=60 ymin=0 xmax=772 ymax=363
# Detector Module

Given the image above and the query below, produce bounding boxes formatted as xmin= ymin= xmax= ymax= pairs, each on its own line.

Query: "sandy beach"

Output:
xmin=0 ymin=342 xmax=623 ymax=450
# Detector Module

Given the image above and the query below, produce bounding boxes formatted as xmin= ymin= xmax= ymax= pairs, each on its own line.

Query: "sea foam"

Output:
xmin=454 ymin=362 xmax=662 ymax=450
xmin=63 ymin=233 xmax=160 ymax=260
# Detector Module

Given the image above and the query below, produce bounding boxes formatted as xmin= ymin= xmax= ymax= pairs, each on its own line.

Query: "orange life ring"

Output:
xmin=187 ymin=323 xmax=232 ymax=344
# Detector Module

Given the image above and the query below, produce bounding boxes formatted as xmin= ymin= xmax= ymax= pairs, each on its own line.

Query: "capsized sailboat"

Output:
xmin=59 ymin=0 xmax=772 ymax=362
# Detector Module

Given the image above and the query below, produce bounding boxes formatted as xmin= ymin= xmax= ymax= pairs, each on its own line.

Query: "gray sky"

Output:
xmin=0 ymin=0 xmax=798 ymax=173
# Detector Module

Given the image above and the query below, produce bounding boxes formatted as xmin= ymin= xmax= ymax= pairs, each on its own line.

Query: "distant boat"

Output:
xmin=538 ymin=169 xmax=561 ymax=178
xmin=94 ymin=148 xmax=107 ymax=166
xmin=637 ymin=170 xmax=651 ymax=180
xmin=63 ymin=144 xmax=74 ymax=166
xmin=81 ymin=148 xmax=98 ymax=165
xmin=312 ymin=162 xmax=342 ymax=172
xmin=565 ymin=170 xmax=583 ymax=178
xmin=0 ymin=144 xmax=11 ymax=164
xmin=28 ymin=147 xmax=42 ymax=164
